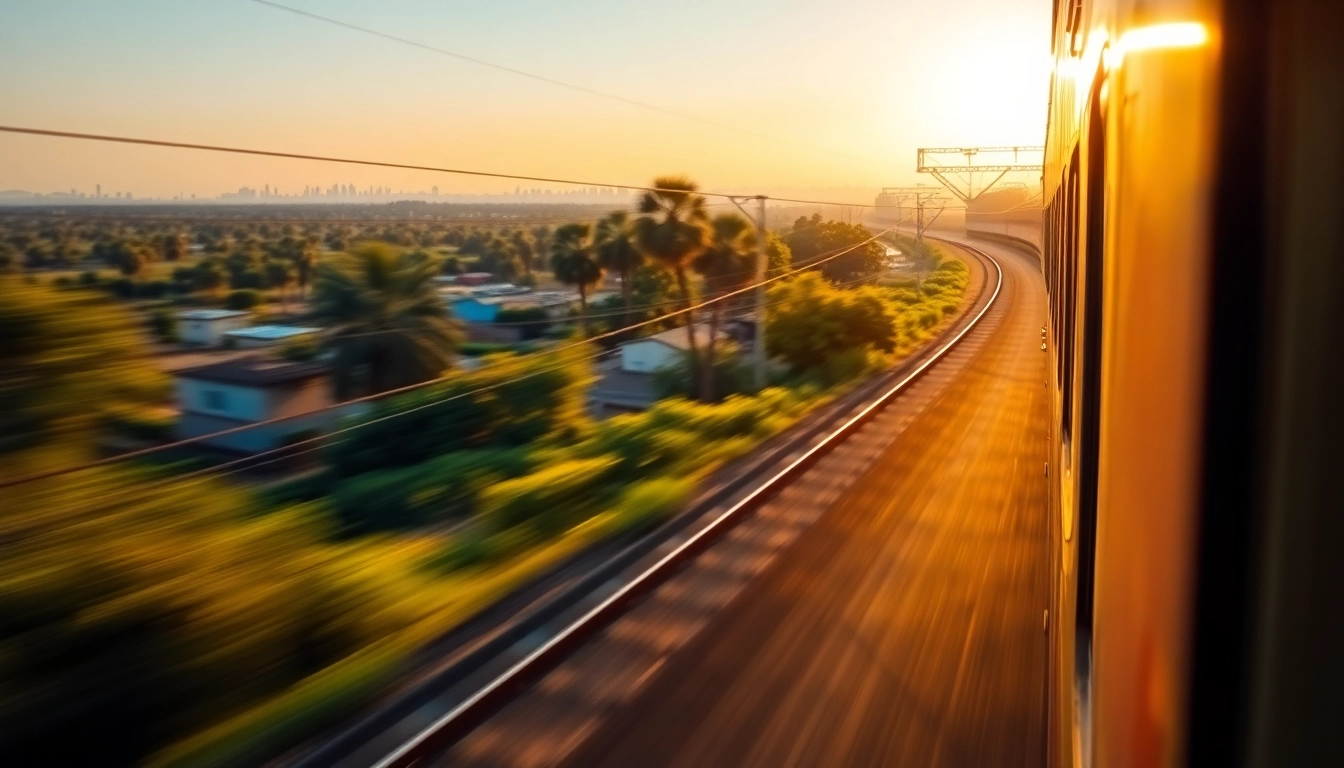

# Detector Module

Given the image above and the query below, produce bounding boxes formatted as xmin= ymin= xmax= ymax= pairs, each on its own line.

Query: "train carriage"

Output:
xmin=976 ymin=0 xmax=1344 ymax=765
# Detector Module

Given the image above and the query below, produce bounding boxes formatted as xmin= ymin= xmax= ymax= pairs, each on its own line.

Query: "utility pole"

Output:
xmin=754 ymin=195 xmax=768 ymax=391
xmin=729 ymin=195 xmax=771 ymax=391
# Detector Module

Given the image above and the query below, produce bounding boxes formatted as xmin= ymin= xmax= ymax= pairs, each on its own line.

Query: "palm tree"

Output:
xmin=310 ymin=243 xmax=462 ymax=397
xmin=594 ymin=210 xmax=643 ymax=324
xmin=632 ymin=176 xmax=712 ymax=397
xmin=550 ymin=223 xmax=605 ymax=334
xmin=693 ymin=213 xmax=757 ymax=401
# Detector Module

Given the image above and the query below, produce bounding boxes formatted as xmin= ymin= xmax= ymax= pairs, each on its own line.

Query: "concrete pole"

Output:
xmin=754 ymin=195 xmax=768 ymax=392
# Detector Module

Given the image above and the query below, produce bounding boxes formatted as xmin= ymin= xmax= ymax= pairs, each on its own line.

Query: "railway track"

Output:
xmin=290 ymin=241 xmax=1005 ymax=768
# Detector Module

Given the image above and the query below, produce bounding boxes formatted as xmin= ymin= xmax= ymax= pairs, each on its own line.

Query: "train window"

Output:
xmin=1062 ymin=152 xmax=1080 ymax=445
xmin=1075 ymin=65 xmax=1108 ymax=724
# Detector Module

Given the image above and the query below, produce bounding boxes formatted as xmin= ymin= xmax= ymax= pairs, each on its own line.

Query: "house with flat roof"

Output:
xmin=618 ymin=324 xmax=704 ymax=373
xmin=449 ymin=295 xmax=516 ymax=323
xmin=223 ymin=325 xmax=322 ymax=349
xmin=177 ymin=309 xmax=249 ymax=346
xmin=174 ymin=356 xmax=332 ymax=453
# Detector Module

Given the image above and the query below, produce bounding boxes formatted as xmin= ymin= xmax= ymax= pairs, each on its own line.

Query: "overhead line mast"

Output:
xmin=916 ymin=145 xmax=1045 ymax=204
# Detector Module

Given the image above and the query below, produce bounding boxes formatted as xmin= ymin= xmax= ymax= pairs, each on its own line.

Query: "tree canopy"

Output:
xmin=785 ymin=214 xmax=885 ymax=283
xmin=765 ymin=271 xmax=898 ymax=373
xmin=311 ymin=243 xmax=462 ymax=397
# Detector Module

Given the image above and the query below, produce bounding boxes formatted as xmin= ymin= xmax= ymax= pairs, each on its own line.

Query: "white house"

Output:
xmin=224 ymin=325 xmax=322 ymax=349
xmin=177 ymin=309 xmax=249 ymax=346
xmin=174 ymin=357 xmax=332 ymax=453
xmin=618 ymin=324 xmax=704 ymax=373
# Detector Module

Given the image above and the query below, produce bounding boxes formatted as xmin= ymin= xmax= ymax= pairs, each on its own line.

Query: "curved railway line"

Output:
xmin=289 ymin=238 xmax=1045 ymax=768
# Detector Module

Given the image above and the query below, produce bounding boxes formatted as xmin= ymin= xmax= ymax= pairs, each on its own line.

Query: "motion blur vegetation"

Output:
xmin=0 ymin=200 xmax=973 ymax=767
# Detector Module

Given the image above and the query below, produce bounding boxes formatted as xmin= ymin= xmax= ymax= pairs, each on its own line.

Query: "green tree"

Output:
xmin=595 ymin=210 xmax=643 ymax=323
xmin=508 ymin=230 xmax=535 ymax=284
xmin=786 ymin=217 xmax=885 ymax=283
xmin=264 ymin=259 xmax=296 ymax=314
xmin=311 ymin=242 xmax=462 ymax=397
xmin=161 ymin=232 xmax=191 ymax=261
xmin=195 ymin=257 xmax=226 ymax=295
xmin=100 ymin=239 xmax=155 ymax=277
xmin=633 ymin=176 xmax=712 ymax=395
xmin=550 ymin=223 xmax=605 ymax=334
xmin=765 ymin=272 xmax=898 ymax=374
xmin=226 ymin=242 xmax=265 ymax=288
xmin=529 ymin=225 xmax=552 ymax=271
xmin=765 ymin=231 xmax=792 ymax=277
xmin=479 ymin=237 xmax=524 ymax=282
xmin=275 ymin=235 xmax=320 ymax=298
xmin=692 ymin=213 xmax=756 ymax=400
xmin=0 ymin=277 xmax=167 ymax=453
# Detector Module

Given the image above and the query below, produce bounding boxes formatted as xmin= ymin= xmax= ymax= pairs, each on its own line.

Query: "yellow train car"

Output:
xmin=1027 ymin=0 xmax=1343 ymax=766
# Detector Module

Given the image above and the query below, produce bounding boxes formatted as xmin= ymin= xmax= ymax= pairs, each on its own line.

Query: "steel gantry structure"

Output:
xmin=874 ymin=187 xmax=952 ymax=243
xmin=916 ymin=146 xmax=1044 ymax=204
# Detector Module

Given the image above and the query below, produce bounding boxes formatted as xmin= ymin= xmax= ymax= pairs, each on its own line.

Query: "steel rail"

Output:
xmin=368 ymin=240 xmax=1004 ymax=768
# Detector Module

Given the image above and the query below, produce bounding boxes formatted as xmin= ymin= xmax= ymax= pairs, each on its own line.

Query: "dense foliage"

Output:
xmin=310 ymin=243 xmax=463 ymax=397
xmin=785 ymin=213 xmax=887 ymax=282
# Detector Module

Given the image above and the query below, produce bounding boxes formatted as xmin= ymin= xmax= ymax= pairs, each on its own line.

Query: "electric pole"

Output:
xmin=753 ymin=195 xmax=768 ymax=391
xmin=729 ymin=195 xmax=770 ymax=392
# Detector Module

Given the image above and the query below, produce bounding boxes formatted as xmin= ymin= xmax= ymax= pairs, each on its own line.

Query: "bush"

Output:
xmin=52 ymin=275 xmax=74 ymax=289
xmin=325 ymin=351 xmax=593 ymax=476
xmin=458 ymin=341 xmax=512 ymax=356
xmin=140 ymin=279 xmax=173 ymax=299
xmin=330 ymin=447 xmax=538 ymax=535
xmin=107 ymin=276 xmax=137 ymax=298
xmin=477 ymin=457 xmax=618 ymax=535
xmin=652 ymin=347 xmax=753 ymax=402
xmin=225 ymin=289 xmax=262 ymax=310
xmin=79 ymin=270 xmax=102 ymax=287
xmin=103 ymin=404 xmax=176 ymax=442
xmin=329 ymin=466 xmax=427 ymax=534
xmin=280 ymin=338 xmax=320 ymax=362
xmin=148 ymin=307 xmax=179 ymax=343
xmin=605 ymin=478 xmax=694 ymax=534
xmin=261 ymin=470 xmax=335 ymax=508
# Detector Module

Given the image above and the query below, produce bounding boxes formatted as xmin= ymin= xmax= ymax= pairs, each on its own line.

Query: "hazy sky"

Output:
xmin=0 ymin=0 xmax=1050 ymax=200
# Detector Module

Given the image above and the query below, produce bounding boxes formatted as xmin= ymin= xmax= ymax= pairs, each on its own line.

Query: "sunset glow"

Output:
xmin=0 ymin=0 xmax=1050 ymax=200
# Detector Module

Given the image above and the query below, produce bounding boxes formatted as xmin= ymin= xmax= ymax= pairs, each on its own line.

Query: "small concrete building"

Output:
xmin=450 ymin=296 xmax=514 ymax=323
xmin=175 ymin=357 xmax=332 ymax=453
xmin=177 ymin=309 xmax=249 ymax=346
xmin=224 ymin=325 xmax=322 ymax=349
xmin=618 ymin=325 xmax=703 ymax=373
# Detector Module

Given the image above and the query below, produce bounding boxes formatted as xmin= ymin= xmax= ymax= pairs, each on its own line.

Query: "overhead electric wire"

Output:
xmin=246 ymin=0 xmax=889 ymax=170
xmin=1 ymin=226 xmax=895 ymax=492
